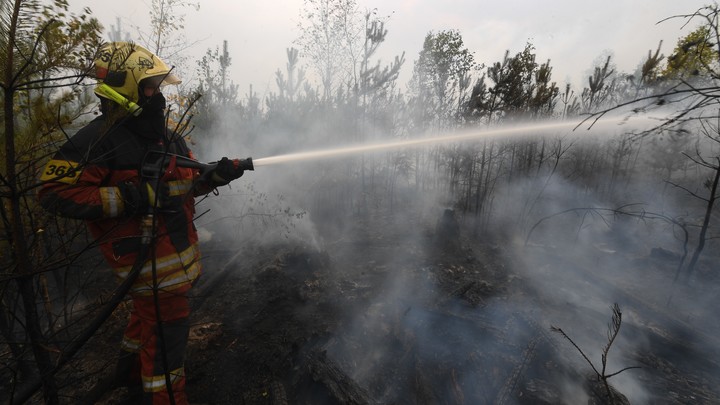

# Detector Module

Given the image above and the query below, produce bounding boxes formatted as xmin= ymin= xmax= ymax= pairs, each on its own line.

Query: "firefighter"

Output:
xmin=38 ymin=42 xmax=243 ymax=404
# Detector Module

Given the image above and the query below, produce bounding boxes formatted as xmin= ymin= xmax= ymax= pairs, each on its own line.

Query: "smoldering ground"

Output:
xmin=184 ymin=100 xmax=720 ymax=404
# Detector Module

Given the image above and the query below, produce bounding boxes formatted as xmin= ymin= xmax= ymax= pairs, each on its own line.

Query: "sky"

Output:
xmin=70 ymin=0 xmax=706 ymax=97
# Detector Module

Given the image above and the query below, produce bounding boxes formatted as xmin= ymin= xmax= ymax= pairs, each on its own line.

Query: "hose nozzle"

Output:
xmin=237 ymin=157 xmax=254 ymax=171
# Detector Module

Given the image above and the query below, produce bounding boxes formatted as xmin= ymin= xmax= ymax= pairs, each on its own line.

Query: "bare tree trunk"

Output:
xmin=3 ymin=2 xmax=58 ymax=401
xmin=684 ymin=158 xmax=720 ymax=281
xmin=0 ymin=290 xmax=36 ymax=381
xmin=464 ymin=152 xmax=475 ymax=211
xmin=474 ymin=141 xmax=487 ymax=216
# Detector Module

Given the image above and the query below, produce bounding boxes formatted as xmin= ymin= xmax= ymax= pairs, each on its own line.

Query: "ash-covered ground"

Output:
xmin=78 ymin=207 xmax=720 ymax=405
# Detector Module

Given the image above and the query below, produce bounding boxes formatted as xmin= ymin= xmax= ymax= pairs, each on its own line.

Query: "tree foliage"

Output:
xmin=488 ymin=43 xmax=559 ymax=119
xmin=0 ymin=1 xmax=101 ymax=403
xmin=295 ymin=0 xmax=361 ymax=102
xmin=410 ymin=29 xmax=476 ymax=127
xmin=464 ymin=42 xmax=559 ymax=122
xmin=143 ymin=0 xmax=199 ymax=59
xmin=191 ymin=40 xmax=240 ymax=131
xmin=662 ymin=25 xmax=716 ymax=79
xmin=357 ymin=12 xmax=405 ymax=100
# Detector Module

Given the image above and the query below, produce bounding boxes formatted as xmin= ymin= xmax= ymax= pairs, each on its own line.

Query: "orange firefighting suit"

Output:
xmin=38 ymin=113 xmax=211 ymax=404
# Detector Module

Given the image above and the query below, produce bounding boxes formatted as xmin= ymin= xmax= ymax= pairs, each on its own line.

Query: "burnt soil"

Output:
xmin=44 ymin=210 xmax=720 ymax=404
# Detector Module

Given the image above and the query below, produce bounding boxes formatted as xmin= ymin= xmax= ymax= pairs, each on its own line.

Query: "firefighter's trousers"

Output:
xmin=116 ymin=291 xmax=190 ymax=405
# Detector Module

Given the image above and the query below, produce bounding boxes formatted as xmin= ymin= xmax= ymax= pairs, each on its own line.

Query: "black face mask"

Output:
xmin=138 ymin=91 xmax=167 ymax=118
xmin=125 ymin=88 xmax=167 ymax=141
xmin=127 ymin=91 xmax=167 ymax=140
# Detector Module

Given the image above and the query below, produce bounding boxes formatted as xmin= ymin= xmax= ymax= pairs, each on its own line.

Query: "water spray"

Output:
xmin=252 ymin=116 xmax=654 ymax=167
xmin=147 ymin=116 xmax=653 ymax=173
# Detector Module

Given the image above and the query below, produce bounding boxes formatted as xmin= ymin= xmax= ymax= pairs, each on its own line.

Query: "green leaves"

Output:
xmin=0 ymin=0 xmax=101 ymax=90
xmin=411 ymin=29 xmax=477 ymax=124
xmin=662 ymin=25 xmax=716 ymax=79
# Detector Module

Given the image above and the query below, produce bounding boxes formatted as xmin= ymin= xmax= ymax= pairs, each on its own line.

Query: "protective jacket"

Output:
xmin=39 ymin=114 xmax=203 ymax=296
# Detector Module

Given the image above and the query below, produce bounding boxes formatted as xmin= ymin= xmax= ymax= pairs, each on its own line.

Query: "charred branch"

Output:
xmin=304 ymin=349 xmax=375 ymax=405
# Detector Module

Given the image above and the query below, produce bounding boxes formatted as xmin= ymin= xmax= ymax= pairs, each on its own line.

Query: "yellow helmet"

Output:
xmin=94 ymin=42 xmax=181 ymax=114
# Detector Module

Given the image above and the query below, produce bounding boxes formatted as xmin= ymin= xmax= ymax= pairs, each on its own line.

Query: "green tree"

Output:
xmin=0 ymin=1 xmax=101 ymax=403
xmin=410 ymin=29 xmax=476 ymax=128
xmin=356 ymin=12 xmax=405 ymax=101
xmin=582 ymin=54 xmax=616 ymax=112
xmin=142 ymin=0 xmax=199 ymax=59
xmin=274 ymin=47 xmax=306 ymax=104
xmin=662 ymin=25 xmax=716 ymax=79
xmin=296 ymin=0 xmax=361 ymax=102
xmin=639 ymin=41 xmax=665 ymax=87
xmin=528 ymin=59 xmax=560 ymax=117
xmin=266 ymin=47 xmax=313 ymax=147
xmin=467 ymin=42 xmax=558 ymax=121
xmin=486 ymin=43 xmax=539 ymax=118
xmin=192 ymin=40 xmax=240 ymax=131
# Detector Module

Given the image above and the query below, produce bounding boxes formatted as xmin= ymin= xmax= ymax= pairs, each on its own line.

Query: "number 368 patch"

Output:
xmin=40 ymin=159 xmax=81 ymax=184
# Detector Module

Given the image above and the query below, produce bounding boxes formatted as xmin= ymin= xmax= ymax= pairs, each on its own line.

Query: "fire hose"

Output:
xmin=11 ymin=153 xmax=253 ymax=405
xmin=140 ymin=151 xmax=254 ymax=181
xmin=142 ymin=151 xmax=252 ymax=405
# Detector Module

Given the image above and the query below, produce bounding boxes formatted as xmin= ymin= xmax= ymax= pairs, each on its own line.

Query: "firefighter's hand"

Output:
xmin=118 ymin=180 xmax=174 ymax=215
xmin=211 ymin=157 xmax=244 ymax=186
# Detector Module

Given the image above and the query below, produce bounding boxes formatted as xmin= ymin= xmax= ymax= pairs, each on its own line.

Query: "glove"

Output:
xmin=118 ymin=180 xmax=174 ymax=215
xmin=211 ymin=157 xmax=244 ymax=187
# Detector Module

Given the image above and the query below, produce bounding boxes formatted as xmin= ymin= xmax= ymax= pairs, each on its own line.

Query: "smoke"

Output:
xmin=184 ymin=89 xmax=719 ymax=403
xmin=494 ymin=117 xmax=719 ymax=404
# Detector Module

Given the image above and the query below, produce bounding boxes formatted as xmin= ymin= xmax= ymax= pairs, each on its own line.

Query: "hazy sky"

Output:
xmin=72 ymin=0 xmax=704 ymax=96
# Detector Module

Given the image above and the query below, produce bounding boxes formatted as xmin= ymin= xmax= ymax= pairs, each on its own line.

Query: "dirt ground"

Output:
xmin=29 ymin=208 xmax=720 ymax=404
